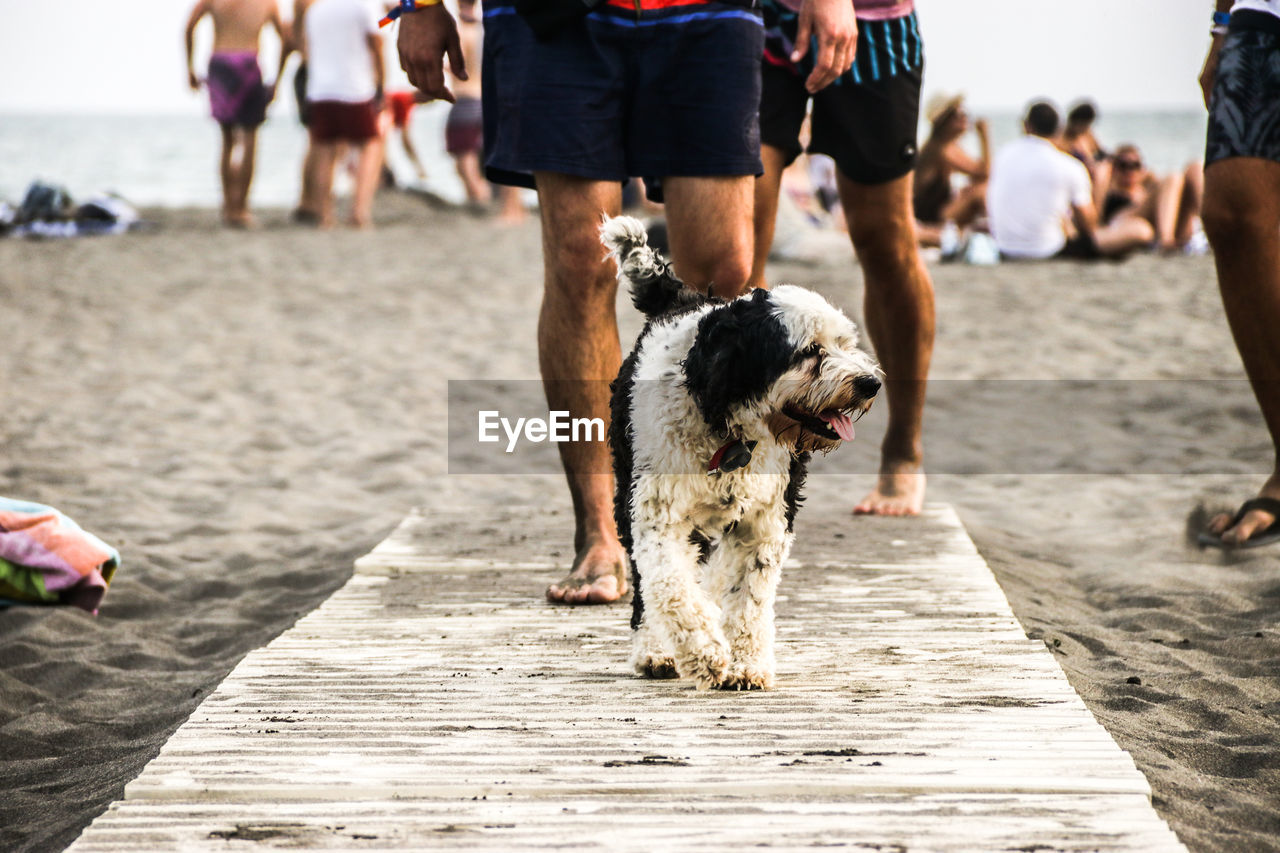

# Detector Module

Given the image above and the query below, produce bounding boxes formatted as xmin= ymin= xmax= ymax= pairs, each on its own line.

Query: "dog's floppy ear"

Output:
xmin=683 ymin=289 xmax=796 ymax=432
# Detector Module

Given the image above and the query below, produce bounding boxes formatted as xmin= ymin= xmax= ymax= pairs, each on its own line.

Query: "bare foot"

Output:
xmin=546 ymin=540 xmax=628 ymax=605
xmin=1204 ymin=475 xmax=1280 ymax=546
xmin=854 ymin=463 xmax=926 ymax=516
xmin=223 ymin=212 xmax=256 ymax=230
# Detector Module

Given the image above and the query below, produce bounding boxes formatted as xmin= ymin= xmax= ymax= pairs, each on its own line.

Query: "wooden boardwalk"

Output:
xmin=69 ymin=504 xmax=1185 ymax=851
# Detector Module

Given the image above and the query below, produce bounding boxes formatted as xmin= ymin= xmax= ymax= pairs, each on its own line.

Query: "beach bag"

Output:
xmin=16 ymin=181 xmax=75 ymax=224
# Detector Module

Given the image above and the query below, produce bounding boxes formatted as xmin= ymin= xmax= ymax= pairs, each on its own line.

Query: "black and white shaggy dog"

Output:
xmin=604 ymin=215 xmax=881 ymax=691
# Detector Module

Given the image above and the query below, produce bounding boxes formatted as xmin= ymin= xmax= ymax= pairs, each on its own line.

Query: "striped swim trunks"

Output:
xmin=759 ymin=0 xmax=924 ymax=184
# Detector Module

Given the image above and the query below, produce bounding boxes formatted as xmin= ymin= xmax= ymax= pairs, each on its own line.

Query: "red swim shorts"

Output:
xmin=308 ymin=99 xmax=380 ymax=143
xmin=387 ymin=90 xmax=418 ymax=129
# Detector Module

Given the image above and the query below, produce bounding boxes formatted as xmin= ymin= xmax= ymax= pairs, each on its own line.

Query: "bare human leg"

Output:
xmin=400 ymin=128 xmax=428 ymax=181
xmin=218 ymin=124 xmax=237 ymax=226
xmin=1175 ymin=161 xmax=1205 ymax=249
xmin=455 ymin=150 xmax=493 ymax=206
xmin=230 ymin=127 xmax=258 ymax=228
xmin=496 ymin=186 xmax=526 ymax=225
xmin=1201 ymin=157 xmax=1280 ymax=545
xmin=310 ymin=140 xmax=341 ymax=229
xmin=534 ymin=172 xmax=629 ymax=604
xmin=296 ymin=138 xmax=323 ymax=223
xmin=1094 ymin=213 xmax=1154 ymax=256
xmin=349 ymin=135 xmax=385 ymax=228
xmin=662 ymin=175 xmax=755 ymax=298
xmin=746 ymin=144 xmax=792 ymax=291
xmin=837 ymin=171 xmax=934 ymax=516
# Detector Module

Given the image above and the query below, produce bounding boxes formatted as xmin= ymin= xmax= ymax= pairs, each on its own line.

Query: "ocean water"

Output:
xmin=0 ymin=106 xmax=467 ymax=210
xmin=0 ymin=109 xmax=1208 ymax=210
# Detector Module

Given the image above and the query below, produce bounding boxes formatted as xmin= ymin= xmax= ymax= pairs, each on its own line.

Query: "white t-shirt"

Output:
xmin=305 ymin=0 xmax=381 ymax=103
xmin=1232 ymin=1 xmax=1280 ymax=18
xmin=988 ymin=136 xmax=1093 ymax=259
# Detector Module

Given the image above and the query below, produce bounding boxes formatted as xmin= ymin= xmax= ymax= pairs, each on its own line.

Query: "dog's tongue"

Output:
xmin=821 ymin=411 xmax=856 ymax=441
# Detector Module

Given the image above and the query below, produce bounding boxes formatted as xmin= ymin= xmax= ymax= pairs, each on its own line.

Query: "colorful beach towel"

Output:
xmin=0 ymin=498 xmax=120 ymax=614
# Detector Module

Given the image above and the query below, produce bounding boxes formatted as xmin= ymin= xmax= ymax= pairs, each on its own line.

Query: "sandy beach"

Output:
xmin=1 ymin=191 xmax=1276 ymax=852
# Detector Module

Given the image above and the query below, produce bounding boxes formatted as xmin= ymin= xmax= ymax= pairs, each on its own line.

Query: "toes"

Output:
xmin=546 ymin=573 xmax=622 ymax=604
xmin=1222 ymin=509 xmax=1276 ymax=545
xmin=1206 ymin=512 xmax=1233 ymax=536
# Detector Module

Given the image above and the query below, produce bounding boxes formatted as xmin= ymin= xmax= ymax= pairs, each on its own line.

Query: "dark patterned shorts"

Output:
xmin=1206 ymin=15 xmax=1280 ymax=167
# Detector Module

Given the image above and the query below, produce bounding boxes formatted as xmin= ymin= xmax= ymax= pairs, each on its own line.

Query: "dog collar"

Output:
xmin=708 ymin=438 xmax=757 ymax=473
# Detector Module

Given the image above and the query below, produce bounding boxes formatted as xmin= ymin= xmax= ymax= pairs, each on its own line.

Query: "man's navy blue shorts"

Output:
xmin=480 ymin=0 xmax=764 ymax=199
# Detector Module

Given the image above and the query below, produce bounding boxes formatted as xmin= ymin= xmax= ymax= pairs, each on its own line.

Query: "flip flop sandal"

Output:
xmin=1198 ymin=496 xmax=1280 ymax=550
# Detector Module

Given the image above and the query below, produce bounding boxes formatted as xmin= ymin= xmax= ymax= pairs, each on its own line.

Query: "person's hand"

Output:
xmin=1199 ymin=35 xmax=1224 ymax=108
xmin=975 ymin=117 xmax=989 ymax=137
xmin=397 ymin=5 xmax=465 ymax=103
xmin=188 ymin=69 xmax=202 ymax=91
xmin=792 ymin=0 xmax=857 ymax=94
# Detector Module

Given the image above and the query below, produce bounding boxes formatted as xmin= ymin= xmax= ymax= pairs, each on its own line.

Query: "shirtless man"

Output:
xmin=185 ymin=0 xmax=286 ymax=228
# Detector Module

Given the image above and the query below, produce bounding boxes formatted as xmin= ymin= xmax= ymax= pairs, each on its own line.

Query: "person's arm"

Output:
xmin=1070 ymin=165 xmax=1099 ymax=239
xmin=1200 ymin=0 xmax=1233 ymax=107
xmin=1072 ymin=199 xmax=1098 ymax=238
xmin=185 ymin=0 xmax=211 ymax=90
xmin=974 ymin=118 xmax=991 ymax=180
xmin=398 ymin=5 xmax=466 ymax=103
xmin=292 ymin=0 xmax=309 ymax=59
xmin=792 ymin=0 xmax=858 ymax=94
xmin=267 ymin=2 xmax=289 ymax=102
xmin=944 ymin=126 xmax=990 ymax=182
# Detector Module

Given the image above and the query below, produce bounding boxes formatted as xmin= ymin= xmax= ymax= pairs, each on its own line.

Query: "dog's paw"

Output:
xmin=636 ymin=657 xmax=679 ymax=679
xmin=681 ymin=641 xmax=732 ymax=691
xmin=714 ymin=664 xmax=774 ymax=691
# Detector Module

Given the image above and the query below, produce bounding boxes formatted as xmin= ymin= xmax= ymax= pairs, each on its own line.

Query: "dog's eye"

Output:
xmin=798 ymin=344 xmax=823 ymax=361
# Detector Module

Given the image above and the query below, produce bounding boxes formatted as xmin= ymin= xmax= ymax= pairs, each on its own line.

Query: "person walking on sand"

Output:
xmin=749 ymin=0 xmax=932 ymax=517
xmin=185 ymin=0 xmax=286 ymax=228
xmin=300 ymin=0 xmax=387 ymax=228
xmin=444 ymin=0 xmax=525 ymax=222
xmin=398 ymin=0 xmax=855 ymax=603
xmin=1197 ymin=0 xmax=1280 ymax=549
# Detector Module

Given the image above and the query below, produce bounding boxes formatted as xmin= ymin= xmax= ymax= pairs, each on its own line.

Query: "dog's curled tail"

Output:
xmin=600 ymin=214 xmax=705 ymax=319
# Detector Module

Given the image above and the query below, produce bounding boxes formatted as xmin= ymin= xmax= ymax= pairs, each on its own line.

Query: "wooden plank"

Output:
xmin=67 ymin=504 xmax=1186 ymax=852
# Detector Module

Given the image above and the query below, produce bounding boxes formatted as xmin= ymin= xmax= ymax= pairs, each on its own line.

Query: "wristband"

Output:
xmin=379 ymin=0 xmax=443 ymax=28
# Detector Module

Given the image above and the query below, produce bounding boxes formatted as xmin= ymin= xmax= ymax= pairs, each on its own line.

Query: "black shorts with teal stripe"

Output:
xmin=480 ymin=0 xmax=764 ymax=199
xmin=759 ymin=1 xmax=923 ymax=185
xmin=1206 ymin=11 xmax=1280 ymax=168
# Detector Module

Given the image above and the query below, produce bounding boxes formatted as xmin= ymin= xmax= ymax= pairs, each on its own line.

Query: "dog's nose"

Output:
xmin=854 ymin=375 xmax=881 ymax=397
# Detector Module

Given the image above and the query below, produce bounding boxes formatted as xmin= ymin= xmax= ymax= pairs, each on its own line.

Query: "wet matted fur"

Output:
xmin=604 ymin=215 xmax=881 ymax=690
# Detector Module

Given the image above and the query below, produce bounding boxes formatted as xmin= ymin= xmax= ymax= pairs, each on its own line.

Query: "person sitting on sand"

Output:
xmin=1061 ymin=101 xmax=1107 ymax=168
xmin=1100 ymin=144 xmax=1204 ymax=255
xmin=299 ymin=0 xmax=386 ymax=229
xmin=913 ymin=92 xmax=989 ymax=245
xmin=185 ymin=0 xmax=286 ymax=228
xmin=988 ymin=101 xmax=1151 ymax=261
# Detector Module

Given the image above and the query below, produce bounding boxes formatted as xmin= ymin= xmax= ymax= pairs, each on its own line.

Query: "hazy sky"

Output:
xmin=0 ymin=0 xmax=1211 ymax=114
